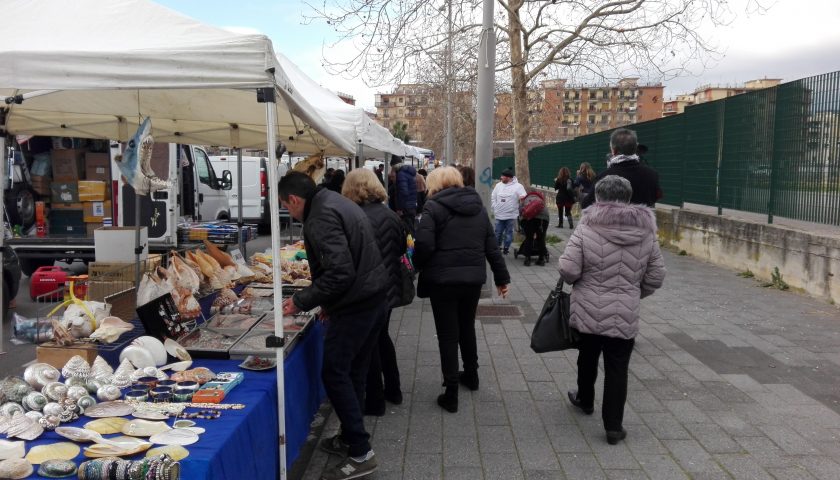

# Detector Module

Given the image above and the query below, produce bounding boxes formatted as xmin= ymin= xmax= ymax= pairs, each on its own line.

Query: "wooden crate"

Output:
xmin=36 ymin=342 xmax=99 ymax=369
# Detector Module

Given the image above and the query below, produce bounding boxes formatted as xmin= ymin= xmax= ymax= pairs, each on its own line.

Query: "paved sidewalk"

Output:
xmin=302 ymin=224 xmax=840 ymax=480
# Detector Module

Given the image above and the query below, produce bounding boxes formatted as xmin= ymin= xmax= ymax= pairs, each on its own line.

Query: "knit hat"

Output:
xmin=501 ymin=169 xmax=514 ymax=178
xmin=390 ymin=155 xmax=403 ymax=166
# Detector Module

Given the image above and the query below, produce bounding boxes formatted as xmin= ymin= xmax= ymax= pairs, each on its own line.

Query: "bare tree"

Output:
xmin=307 ymin=0 xmax=769 ymax=186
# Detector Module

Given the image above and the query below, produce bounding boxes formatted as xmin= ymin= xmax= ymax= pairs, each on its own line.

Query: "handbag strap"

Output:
xmin=554 ymin=278 xmax=565 ymax=293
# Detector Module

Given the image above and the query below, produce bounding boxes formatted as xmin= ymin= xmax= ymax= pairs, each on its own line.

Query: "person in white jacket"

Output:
xmin=491 ymin=169 xmax=527 ymax=254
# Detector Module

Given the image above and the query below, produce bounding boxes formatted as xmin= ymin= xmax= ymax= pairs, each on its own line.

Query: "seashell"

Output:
xmin=96 ymin=385 xmax=122 ymax=402
xmin=0 ymin=388 xmax=6 ymax=405
xmin=38 ymin=459 xmax=77 ymax=478
xmin=38 ymin=414 xmax=60 ymax=431
xmin=25 ymin=442 xmax=80 ymax=464
xmin=0 ymin=439 xmax=25 ymax=460
xmin=0 ymin=458 xmax=33 ymax=479
xmin=84 ymin=378 xmax=104 ymax=395
xmin=89 ymin=356 xmax=114 ymax=381
xmin=42 ymin=402 xmax=63 ymax=417
xmin=113 ymin=358 xmax=134 ymax=378
xmin=131 ymin=336 xmax=168 ymax=366
xmin=0 ymin=377 xmax=33 ymax=403
xmin=61 ymin=356 xmax=91 ymax=379
xmin=90 ymin=316 xmax=134 ymax=344
xmin=109 ymin=372 xmax=132 ymax=389
xmin=161 ymin=360 xmax=192 ymax=372
xmin=0 ymin=416 xmax=10 ymax=435
xmin=76 ymin=396 xmax=97 ymax=412
xmin=82 ymin=436 xmax=151 ymax=458
xmin=23 ymin=363 xmax=60 ymax=390
xmin=63 ymin=376 xmax=86 ymax=389
xmin=120 ymin=345 xmax=156 ymax=369
xmin=146 ymin=444 xmax=190 ymax=461
xmin=0 ymin=402 xmax=25 ymax=417
xmin=66 ymin=385 xmax=88 ymax=402
xmin=170 ymin=367 xmax=215 ymax=385
xmin=149 ymin=428 xmax=199 ymax=446
xmin=6 ymin=412 xmax=44 ymax=440
xmin=83 ymin=401 xmax=134 ymax=418
xmin=21 ymin=391 xmax=48 ymax=412
xmin=42 ymin=381 xmax=68 ymax=401
xmin=24 ymin=411 xmax=43 ymax=422
xmin=122 ymin=419 xmax=171 ymax=437
xmin=84 ymin=417 xmax=128 ymax=435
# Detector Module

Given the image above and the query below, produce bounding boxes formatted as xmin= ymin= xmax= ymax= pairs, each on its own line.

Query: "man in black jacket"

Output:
xmin=279 ymin=172 xmax=388 ymax=480
xmin=581 ymin=128 xmax=661 ymax=209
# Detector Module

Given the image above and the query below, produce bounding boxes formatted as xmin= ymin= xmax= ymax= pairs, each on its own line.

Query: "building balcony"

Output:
xmin=375 ymin=101 xmax=390 ymax=108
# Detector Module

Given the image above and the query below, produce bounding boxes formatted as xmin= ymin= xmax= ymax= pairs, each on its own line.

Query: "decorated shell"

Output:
xmin=85 ymin=378 xmax=105 ymax=395
xmin=0 ymin=377 xmax=33 ymax=403
xmin=63 ymin=376 xmax=86 ymax=389
xmin=96 ymin=385 xmax=121 ymax=402
xmin=21 ymin=392 xmax=48 ymax=412
xmin=24 ymin=411 xmax=43 ymax=422
xmin=89 ymin=356 xmax=114 ymax=381
xmin=109 ymin=372 xmax=132 ymax=389
xmin=42 ymin=402 xmax=63 ymax=417
xmin=23 ymin=363 xmax=60 ymax=390
xmin=38 ymin=415 xmax=60 ymax=431
xmin=38 ymin=459 xmax=78 ymax=478
xmin=0 ymin=458 xmax=33 ymax=479
xmin=89 ymin=317 xmax=134 ymax=344
xmin=42 ymin=382 xmax=68 ymax=402
xmin=66 ymin=385 xmax=88 ymax=402
xmin=61 ymin=356 xmax=91 ymax=379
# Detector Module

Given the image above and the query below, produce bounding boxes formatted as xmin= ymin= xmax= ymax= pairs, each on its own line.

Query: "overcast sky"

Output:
xmin=158 ymin=0 xmax=840 ymax=110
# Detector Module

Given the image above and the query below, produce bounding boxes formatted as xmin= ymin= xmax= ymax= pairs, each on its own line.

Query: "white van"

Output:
xmin=209 ymin=155 xmax=275 ymax=228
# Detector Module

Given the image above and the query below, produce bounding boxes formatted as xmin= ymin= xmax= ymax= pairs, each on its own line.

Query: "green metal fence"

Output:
xmin=493 ymin=70 xmax=840 ymax=226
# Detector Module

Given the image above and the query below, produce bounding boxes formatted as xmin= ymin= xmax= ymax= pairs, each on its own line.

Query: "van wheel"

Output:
xmin=4 ymin=185 xmax=36 ymax=230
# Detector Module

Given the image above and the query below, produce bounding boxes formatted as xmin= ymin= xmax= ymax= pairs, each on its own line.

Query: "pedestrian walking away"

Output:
xmin=414 ymin=167 xmax=510 ymax=414
xmin=558 ymin=175 xmax=666 ymax=445
xmin=279 ymin=171 xmax=388 ymax=480
xmin=515 ymin=189 xmax=549 ymax=266
xmin=341 ymin=168 xmax=406 ymax=416
xmin=490 ymin=168 xmax=526 ymax=254
xmin=389 ymin=155 xmax=418 ymax=235
xmin=580 ymin=128 xmax=661 ymax=208
xmin=554 ymin=167 xmax=576 ymax=228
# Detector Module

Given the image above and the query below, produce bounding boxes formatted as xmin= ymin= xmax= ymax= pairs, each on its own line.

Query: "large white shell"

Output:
xmin=89 ymin=356 xmax=114 ymax=381
xmin=23 ymin=363 xmax=60 ymax=390
xmin=131 ymin=336 xmax=167 ymax=366
xmin=89 ymin=317 xmax=134 ymax=344
xmin=5 ymin=412 xmax=44 ymax=441
xmin=0 ymin=440 xmax=25 ymax=460
xmin=96 ymin=385 xmax=122 ymax=402
xmin=119 ymin=346 xmax=156 ymax=369
xmin=0 ymin=458 xmax=33 ymax=479
xmin=61 ymin=355 xmax=91 ymax=379
xmin=164 ymin=338 xmax=192 ymax=361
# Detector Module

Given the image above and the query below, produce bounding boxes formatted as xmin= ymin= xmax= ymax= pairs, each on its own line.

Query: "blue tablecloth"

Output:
xmin=23 ymin=320 xmax=326 ymax=479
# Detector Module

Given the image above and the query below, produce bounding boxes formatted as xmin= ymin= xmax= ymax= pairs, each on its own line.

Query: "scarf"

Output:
xmin=607 ymin=154 xmax=639 ymax=167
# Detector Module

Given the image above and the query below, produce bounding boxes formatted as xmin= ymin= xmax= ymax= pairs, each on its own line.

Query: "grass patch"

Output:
xmin=737 ymin=270 xmax=755 ymax=278
xmin=761 ymin=267 xmax=789 ymax=290
xmin=545 ymin=234 xmax=563 ymax=245
xmin=678 ymin=250 xmax=688 ymax=256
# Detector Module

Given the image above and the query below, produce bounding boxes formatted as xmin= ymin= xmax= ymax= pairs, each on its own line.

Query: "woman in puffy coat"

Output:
xmin=342 ymin=168 xmax=406 ymax=415
xmin=414 ymin=167 xmax=510 ymax=413
xmin=558 ymin=175 xmax=666 ymax=445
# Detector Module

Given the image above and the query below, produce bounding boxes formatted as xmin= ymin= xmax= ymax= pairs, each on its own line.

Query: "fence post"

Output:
xmin=715 ymin=102 xmax=726 ymax=215
xmin=767 ymin=84 xmax=781 ymax=225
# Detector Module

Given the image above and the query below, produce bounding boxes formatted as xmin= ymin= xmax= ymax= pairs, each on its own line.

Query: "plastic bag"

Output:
xmin=11 ymin=313 xmax=53 ymax=344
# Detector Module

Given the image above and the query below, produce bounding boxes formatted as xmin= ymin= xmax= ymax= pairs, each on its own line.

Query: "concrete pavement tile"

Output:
xmin=662 ymin=399 xmax=713 ymax=423
xmin=635 ymin=454 xmax=690 ymax=480
xmin=371 ymin=438 xmax=406 ymax=472
xmin=665 ymin=438 xmax=728 ymax=476
xmin=481 ymin=452 xmax=525 ymax=480
xmin=702 ymin=381 xmax=757 ymax=404
xmin=543 ymin=357 xmax=576 ymax=373
xmin=443 ymin=435 xmax=481 ymax=468
xmin=593 ymin=445 xmax=641 ymax=470
xmin=523 ymin=470 xmax=566 ymax=480
xmin=720 ymin=374 xmax=769 ymax=393
xmin=475 ymin=401 xmax=508 ymax=426
xmin=557 ymin=453 xmax=607 ymax=480
xmin=683 ymin=364 xmax=726 ymax=382
xmin=491 ymin=357 xmax=522 ymax=374
xmin=477 ymin=425 xmax=516 ymax=453
xmin=765 ymin=466 xmax=818 ymax=480
xmin=764 ymin=384 xmax=821 ymax=405
xmin=714 ymin=454 xmax=773 ymax=480
xmin=638 ymin=412 xmax=692 ymax=440
xmin=535 ymin=400 xmax=577 ymax=426
xmin=521 ymin=363 xmax=553 ymax=382
xmin=403 ymin=453 xmax=443 ymax=480
xmin=732 ymin=436 xmax=793 ymax=470
xmin=528 ymin=381 xmax=560 ymax=401
xmin=545 ymin=423 xmax=590 ymax=453
xmin=685 ymin=423 xmax=743 ymax=454
xmin=640 ymin=379 xmax=689 ymax=401
xmin=444 ymin=466 xmax=485 ymax=480
xmin=623 ymin=425 xmax=668 ymax=455
xmin=647 ymin=355 xmax=686 ymax=373
xmin=795 ymin=456 xmax=840 ymax=480
xmin=604 ymin=470 xmax=649 ymax=480
xmin=626 ymin=390 xmax=667 ymax=413
xmin=406 ymin=429 xmax=443 ymax=454
xmin=756 ymin=425 xmax=819 ymax=455
xmin=515 ymin=433 xmax=562 ymax=471
xmin=498 ymin=372 xmax=529 ymax=391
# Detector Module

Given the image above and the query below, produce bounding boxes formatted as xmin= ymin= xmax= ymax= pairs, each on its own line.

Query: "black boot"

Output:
xmin=567 ymin=216 xmax=574 ymax=229
xmin=523 ymin=257 xmax=531 ymax=266
xmin=458 ymin=370 xmax=479 ymax=391
xmin=437 ymin=386 xmax=458 ymax=413
xmin=535 ymin=257 xmax=546 ymax=266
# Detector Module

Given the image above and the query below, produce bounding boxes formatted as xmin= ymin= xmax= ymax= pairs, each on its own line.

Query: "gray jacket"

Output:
xmin=558 ymin=202 xmax=666 ymax=339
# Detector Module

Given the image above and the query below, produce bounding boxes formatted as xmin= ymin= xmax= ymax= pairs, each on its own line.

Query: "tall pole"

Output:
xmin=0 ymin=132 xmax=6 ymax=351
xmin=474 ymin=0 xmax=496 ymax=211
xmin=236 ymin=147 xmax=245 ymax=256
xmin=445 ymin=0 xmax=454 ymax=166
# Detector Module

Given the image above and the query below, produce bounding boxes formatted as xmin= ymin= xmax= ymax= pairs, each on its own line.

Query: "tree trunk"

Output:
xmin=507 ymin=2 xmax=531 ymax=187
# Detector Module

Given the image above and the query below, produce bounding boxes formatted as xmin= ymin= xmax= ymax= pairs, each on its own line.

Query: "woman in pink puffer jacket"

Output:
xmin=558 ymin=175 xmax=666 ymax=445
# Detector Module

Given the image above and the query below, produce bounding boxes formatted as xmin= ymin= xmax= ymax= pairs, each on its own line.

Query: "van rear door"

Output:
xmin=210 ymin=156 xmax=262 ymax=222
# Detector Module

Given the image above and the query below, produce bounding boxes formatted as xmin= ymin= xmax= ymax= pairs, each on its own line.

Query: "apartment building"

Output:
xmin=374 ymin=84 xmax=434 ymax=143
xmin=663 ymin=78 xmax=782 ymax=116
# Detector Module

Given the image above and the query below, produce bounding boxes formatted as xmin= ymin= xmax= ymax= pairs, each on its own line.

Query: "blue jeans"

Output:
xmin=495 ymin=219 xmax=515 ymax=251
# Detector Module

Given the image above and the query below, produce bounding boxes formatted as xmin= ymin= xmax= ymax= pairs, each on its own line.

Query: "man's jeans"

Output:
xmin=495 ymin=218 xmax=515 ymax=251
xmin=322 ymin=303 xmax=388 ymax=457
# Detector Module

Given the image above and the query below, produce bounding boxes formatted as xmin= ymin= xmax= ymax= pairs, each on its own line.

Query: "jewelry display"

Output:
xmin=181 ymin=410 xmax=221 ymax=420
xmin=153 ymin=392 xmax=172 ymax=403
xmin=174 ymin=381 xmax=198 ymax=392
xmin=0 ymin=377 xmax=33 ymax=403
xmin=38 ymin=458 xmax=78 ymax=478
xmin=78 ymin=453 xmax=179 ymax=480
xmin=0 ymin=457 xmax=33 ymax=479
xmin=124 ymin=391 xmax=148 ymax=402
xmin=23 ymin=363 xmax=61 ymax=390
xmin=24 ymin=442 xmax=80 ymax=464
xmin=172 ymin=389 xmax=193 ymax=403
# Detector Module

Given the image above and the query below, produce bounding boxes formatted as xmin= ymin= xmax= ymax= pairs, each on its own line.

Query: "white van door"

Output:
xmin=193 ymin=147 xmax=231 ymax=221
xmin=209 ymin=156 xmax=262 ymax=222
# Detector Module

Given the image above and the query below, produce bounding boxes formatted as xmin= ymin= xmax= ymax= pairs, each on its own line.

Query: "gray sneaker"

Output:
xmin=319 ymin=434 xmax=349 ymax=456
xmin=321 ymin=453 xmax=378 ymax=480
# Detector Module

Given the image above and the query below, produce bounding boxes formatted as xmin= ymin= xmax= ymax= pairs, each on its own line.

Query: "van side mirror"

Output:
xmin=221 ymin=170 xmax=233 ymax=190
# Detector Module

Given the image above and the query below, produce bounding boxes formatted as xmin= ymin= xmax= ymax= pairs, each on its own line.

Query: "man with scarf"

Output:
xmin=580 ymin=128 xmax=661 ymax=209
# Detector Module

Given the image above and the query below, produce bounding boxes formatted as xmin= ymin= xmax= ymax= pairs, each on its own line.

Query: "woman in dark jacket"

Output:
xmin=414 ymin=167 xmax=511 ymax=413
xmin=342 ymin=168 xmax=406 ymax=415
xmin=574 ymin=162 xmax=596 ymax=200
xmin=554 ymin=167 xmax=576 ymax=228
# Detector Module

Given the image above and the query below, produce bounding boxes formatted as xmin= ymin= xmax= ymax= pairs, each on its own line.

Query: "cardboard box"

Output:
xmin=31 ymin=175 xmax=51 ymax=196
xmin=85 ymin=152 xmax=111 ymax=181
xmin=94 ymin=227 xmax=148 ymax=262
xmin=37 ymin=342 xmax=99 ymax=369
xmin=51 ymin=202 xmax=83 ymax=210
xmin=83 ymin=201 xmax=111 ymax=222
xmin=78 ymin=180 xmax=107 ymax=202
xmin=50 ymin=182 xmax=79 ymax=203
xmin=51 ymin=149 xmax=86 ymax=180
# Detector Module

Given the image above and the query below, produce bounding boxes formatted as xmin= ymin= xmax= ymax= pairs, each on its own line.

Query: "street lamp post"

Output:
xmin=443 ymin=1 xmax=454 ymax=166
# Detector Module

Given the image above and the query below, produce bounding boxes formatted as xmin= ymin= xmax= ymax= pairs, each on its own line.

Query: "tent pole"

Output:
xmin=263 ymin=91 xmax=288 ymax=480
xmin=0 ymin=132 xmax=6 ymax=352
xmin=237 ymin=147 xmax=245 ymax=257
xmin=134 ymin=188 xmax=141 ymax=290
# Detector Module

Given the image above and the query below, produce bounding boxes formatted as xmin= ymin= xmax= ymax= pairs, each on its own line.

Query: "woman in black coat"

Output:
xmin=414 ymin=167 xmax=511 ymax=413
xmin=342 ymin=168 xmax=406 ymax=415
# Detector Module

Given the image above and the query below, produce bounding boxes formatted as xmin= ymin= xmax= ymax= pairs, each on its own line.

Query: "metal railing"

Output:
xmin=494 ymin=70 xmax=840 ymax=226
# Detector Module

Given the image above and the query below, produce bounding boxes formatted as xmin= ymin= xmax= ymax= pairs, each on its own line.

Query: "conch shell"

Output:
xmin=187 ymin=251 xmax=223 ymax=290
xmin=169 ymin=253 xmax=201 ymax=293
xmin=203 ymin=240 xmax=235 ymax=268
xmin=292 ymin=153 xmax=326 ymax=183
xmin=212 ymin=288 xmax=238 ymax=308
xmin=89 ymin=317 xmax=134 ymax=344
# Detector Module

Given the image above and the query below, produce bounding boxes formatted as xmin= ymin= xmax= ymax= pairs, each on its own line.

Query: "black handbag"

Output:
xmin=396 ymin=255 xmax=416 ymax=307
xmin=530 ymin=279 xmax=579 ymax=353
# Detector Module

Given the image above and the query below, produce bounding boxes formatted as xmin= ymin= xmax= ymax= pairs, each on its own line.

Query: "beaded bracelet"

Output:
xmin=182 ymin=409 xmax=221 ymax=420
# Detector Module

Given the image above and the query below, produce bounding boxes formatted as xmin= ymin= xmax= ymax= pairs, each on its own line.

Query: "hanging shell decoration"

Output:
xmin=42 ymin=382 xmax=68 ymax=402
xmin=0 ymin=458 xmax=34 ymax=479
xmin=61 ymin=356 xmax=91 ymax=379
xmin=23 ymin=363 xmax=61 ymax=390
xmin=6 ymin=412 xmax=44 ymax=440
xmin=90 ymin=356 xmax=114 ymax=381
xmin=0 ymin=377 xmax=33 ymax=404
xmin=89 ymin=317 xmax=134 ymax=344
xmin=21 ymin=392 xmax=48 ymax=412
xmin=0 ymin=402 xmax=25 ymax=417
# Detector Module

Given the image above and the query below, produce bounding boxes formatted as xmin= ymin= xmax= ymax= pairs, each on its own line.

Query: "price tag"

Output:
xmin=229 ymin=248 xmax=246 ymax=265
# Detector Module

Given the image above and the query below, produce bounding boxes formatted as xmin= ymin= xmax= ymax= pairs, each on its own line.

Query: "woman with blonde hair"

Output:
xmin=342 ymin=168 xmax=406 ymax=414
xmin=414 ymin=167 xmax=510 ymax=413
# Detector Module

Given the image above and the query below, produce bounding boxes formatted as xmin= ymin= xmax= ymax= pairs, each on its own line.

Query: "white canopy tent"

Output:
xmin=0 ymin=0 xmax=383 ymax=477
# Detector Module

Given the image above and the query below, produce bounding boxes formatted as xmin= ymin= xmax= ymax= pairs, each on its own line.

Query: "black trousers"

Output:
xmin=575 ymin=332 xmax=635 ymax=432
xmin=400 ymin=209 xmax=417 ymax=237
xmin=429 ymin=284 xmax=482 ymax=387
xmin=519 ymin=218 xmax=548 ymax=259
xmin=322 ymin=303 xmax=388 ymax=456
xmin=366 ymin=309 xmax=401 ymax=405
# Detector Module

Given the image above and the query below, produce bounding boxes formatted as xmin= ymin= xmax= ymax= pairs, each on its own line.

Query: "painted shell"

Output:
xmin=0 ymin=377 xmax=33 ymax=403
xmin=61 ymin=356 xmax=91 ymax=379
xmin=96 ymin=385 xmax=122 ymax=402
xmin=38 ymin=459 xmax=77 ymax=478
xmin=21 ymin=392 xmax=48 ymax=412
xmin=0 ymin=458 xmax=33 ymax=479
xmin=23 ymin=363 xmax=60 ymax=390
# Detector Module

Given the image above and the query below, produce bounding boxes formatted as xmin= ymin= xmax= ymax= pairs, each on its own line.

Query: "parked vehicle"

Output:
xmin=209 ymin=155 xmax=270 ymax=228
